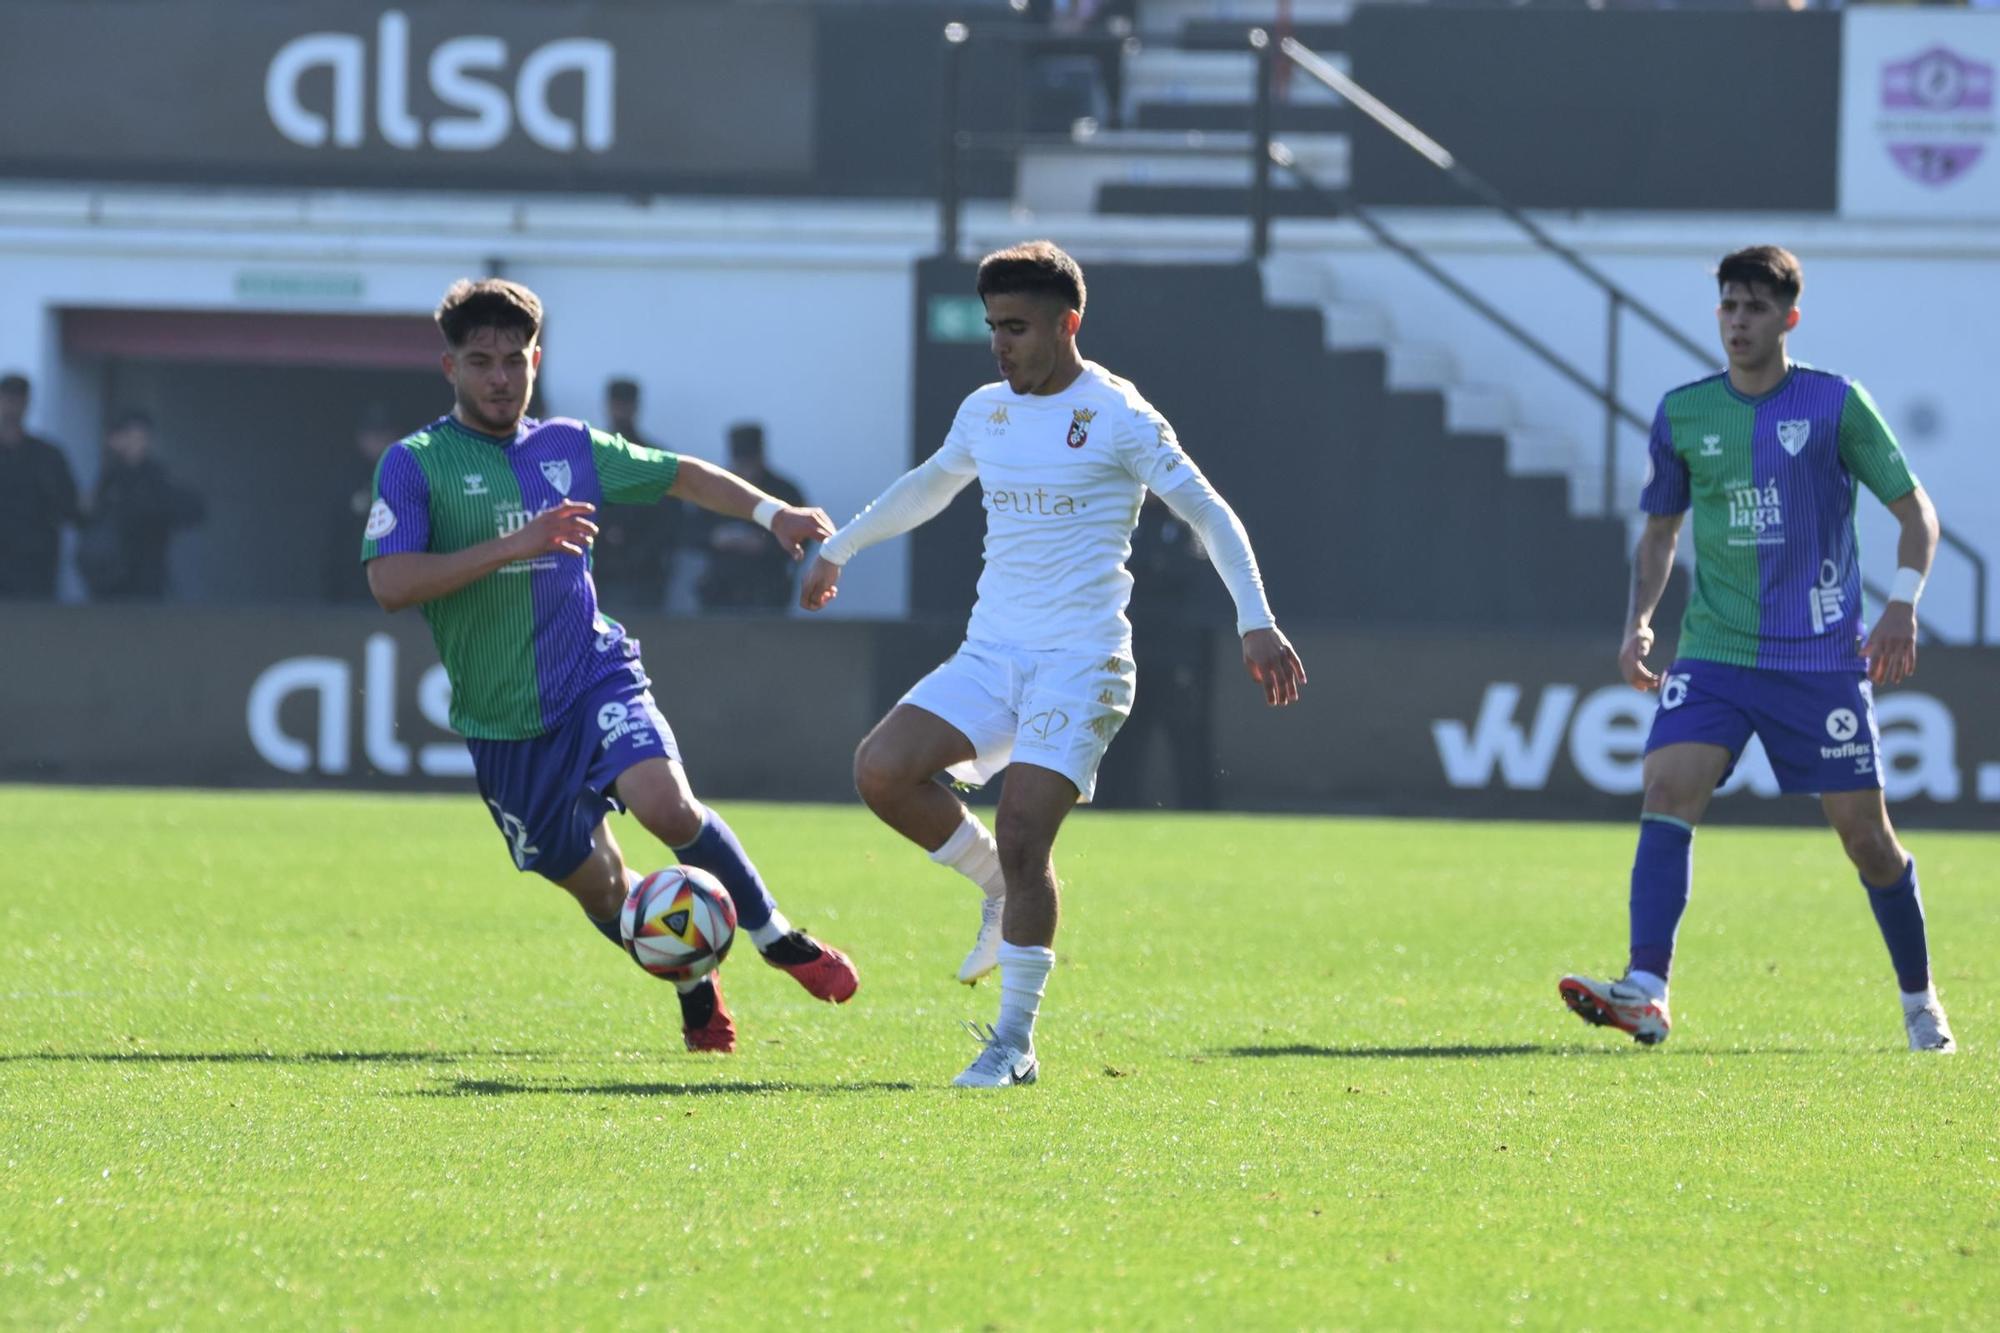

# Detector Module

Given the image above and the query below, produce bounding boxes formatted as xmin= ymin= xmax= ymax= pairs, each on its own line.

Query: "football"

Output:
xmin=620 ymin=866 xmax=737 ymax=982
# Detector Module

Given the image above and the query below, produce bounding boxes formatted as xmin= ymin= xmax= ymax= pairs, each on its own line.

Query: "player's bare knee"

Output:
xmin=632 ymin=793 xmax=703 ymax=850
xmin=1640 ymin=787 xmax=1701 ymax=827
xmin=1841 ymin=826 xmax=1904 ymax=883
xmin=852 ymin=737 xmax=911 ymax=810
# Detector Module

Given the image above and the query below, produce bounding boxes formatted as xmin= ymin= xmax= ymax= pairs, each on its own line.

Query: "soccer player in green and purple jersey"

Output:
xmin=363 ymin=278 xmax=859 ymax=1053
xmin=1560 ymin=246 xmax=1955 ymax=1053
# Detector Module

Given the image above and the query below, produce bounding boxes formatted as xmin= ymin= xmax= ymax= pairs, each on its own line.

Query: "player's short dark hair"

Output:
xmin=605 ymin=376 xmax=640 ymax=406
xmin=435 ymin=278 xmax=544 ymax=348
xmin=727 ymin=422 xmax=765 ymax=457
xmin=976 ymin=240 xmax=1087 ymax=315
xmin=0 ymin=372 xmax=28 ymax=398
xmin=1716 ymin=246 xmax=1802 ymax=305
xmin=108 ymin=408 xmax=153 ymax=434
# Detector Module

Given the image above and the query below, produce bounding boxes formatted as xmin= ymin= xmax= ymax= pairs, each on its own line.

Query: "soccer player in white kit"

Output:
xmin=800 ymin=242 xmax=1308 ymax=1087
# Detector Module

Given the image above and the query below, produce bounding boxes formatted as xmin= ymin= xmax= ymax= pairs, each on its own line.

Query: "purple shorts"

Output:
xmin=467 ymin=664 xmax=681 ymax=881
xmin=1645 ymin=658 xmax=1882 ymax=795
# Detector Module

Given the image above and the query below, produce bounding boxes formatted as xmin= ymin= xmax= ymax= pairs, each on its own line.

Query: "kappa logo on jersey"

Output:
xmin=463 ymin=473 xmax=489 ymax=496
xmin=364 ymin=498 xmax=397 ymax=540
xmin=1700 ymin=434 xmax=1723 ymax=457
xmin=1066 ymin=408 xmax=1096 ymax=449
xmin=539 ymin=459 xmax=572 ymax=496
xmin=988 ymin=406 xmax=1010 ymax=426
xmin=1777 ymin=420 xmax=1811 ymax=457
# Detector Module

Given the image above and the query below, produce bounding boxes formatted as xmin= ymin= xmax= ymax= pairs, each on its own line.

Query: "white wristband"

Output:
xmin=1889 ymin=566 xmax=1926 ymax=607
xmin=751 ymin=498 xmax=783 ymax=531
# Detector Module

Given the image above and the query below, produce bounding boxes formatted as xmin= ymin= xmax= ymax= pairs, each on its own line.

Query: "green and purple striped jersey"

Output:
xmin=1640 ymin=366 xmax=1915 ymax=673
xmin=360 ymin=414 xmax=679 ymax=739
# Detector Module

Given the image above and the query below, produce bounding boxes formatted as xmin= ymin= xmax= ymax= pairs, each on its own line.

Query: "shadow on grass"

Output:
xmin=1225 ymin=1043 xmax=1549 ymax=1059
xmin=0 ymin=1050 xmax=560 ymax=1066
xmin=1222 ymin=1043 xmax=1816 ymax=1059
xmin=417 ymin=1078 xmax=918 ymax=1099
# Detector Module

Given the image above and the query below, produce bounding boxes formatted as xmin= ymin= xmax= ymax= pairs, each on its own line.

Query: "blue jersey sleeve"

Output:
xmin=360 ymin=443 xmax=432 ymax=560
xmin=1638 ymin=402 xmax=1689 ymax=515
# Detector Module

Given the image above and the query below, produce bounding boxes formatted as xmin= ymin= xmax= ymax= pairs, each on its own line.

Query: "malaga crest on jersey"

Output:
xmin=540 ymin=459 xmax=573 ymax=495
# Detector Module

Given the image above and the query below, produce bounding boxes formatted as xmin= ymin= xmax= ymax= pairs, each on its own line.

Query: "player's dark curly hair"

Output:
xmin=1716 ymin=246 xmax=1802 ymax=305
xmin=976 ymin=240 xmax=1087 ymax=315
xmin=435 ymin=278 xmax=544 ymax=348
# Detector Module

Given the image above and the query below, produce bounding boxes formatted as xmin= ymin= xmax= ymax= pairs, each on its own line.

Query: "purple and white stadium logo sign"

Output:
xmin=1880 ymin=46 xmax=1995 ymax=187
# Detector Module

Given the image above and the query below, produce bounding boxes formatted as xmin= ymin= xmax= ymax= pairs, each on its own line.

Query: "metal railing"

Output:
xmin=930 ymin=22 xmax=1990 ymax=644
xmin=1253 ymin=31 xmax=1988 ymax=645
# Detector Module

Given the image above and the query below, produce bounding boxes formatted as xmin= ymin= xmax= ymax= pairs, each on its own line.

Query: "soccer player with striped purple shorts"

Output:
xmin=1561 ymin=246 xmax=1955 ymax=1053
xmin=362 ymin=278 xmax=858 ymax=1054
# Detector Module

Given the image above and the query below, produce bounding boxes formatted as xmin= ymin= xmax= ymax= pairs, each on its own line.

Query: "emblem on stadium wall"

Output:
xmin=1876 ymin=45 xmax=1994 ymax=187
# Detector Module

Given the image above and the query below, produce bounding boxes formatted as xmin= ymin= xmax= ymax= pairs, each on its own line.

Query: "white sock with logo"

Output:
xmin=994 ymin=942 xmax=1053 ymax=1050
xmin=930 ymin=810 xmax=1007 ymax=901
xmin=1901 ymin=986 xmax=1938 ymax=1015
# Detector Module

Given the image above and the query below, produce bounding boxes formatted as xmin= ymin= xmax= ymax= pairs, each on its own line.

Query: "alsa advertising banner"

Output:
xmin=6 ymin=612 xmax=1997 ymax=827
xmin=0 ymin=2 xmax=813 ymax=191
xmin=1841 ymin=10 xmax=2000 ymax=220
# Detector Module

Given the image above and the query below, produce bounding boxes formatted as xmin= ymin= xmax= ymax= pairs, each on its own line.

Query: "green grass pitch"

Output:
xmin=3 ymin=786 xmax=1995 ymax=1328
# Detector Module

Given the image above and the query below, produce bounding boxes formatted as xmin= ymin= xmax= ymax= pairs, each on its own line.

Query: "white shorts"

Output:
xmin=900 ymin=640 xmax=1136 ymax=801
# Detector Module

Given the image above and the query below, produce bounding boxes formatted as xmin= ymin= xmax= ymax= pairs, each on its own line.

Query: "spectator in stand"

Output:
xmin=1092 ymin=494 xmax=1221 ymax=810
xmin=325 ymin=402 xmax=400 ymax=602
xmin=697 ymin=423 xmax=808 ymax=612
xmin=76 ymin=409 xmax=206 ymax=601
xmin=1020 ymin=0 xmax=1134 ymax=131
xmin=0 ymin=372 xmax=83 ymax=601
xmin=591 ymin=377 xmax=682 ymax=614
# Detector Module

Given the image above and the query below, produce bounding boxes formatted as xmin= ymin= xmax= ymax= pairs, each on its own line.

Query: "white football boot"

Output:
xmin=957 ymin=893 xmax=1004 ymax=985
xmin=951 ymin=1021 xmax=1037 ymax=1088
xmin=1905 ymin=1000 xmax=1957 ymax=1053
xmin=1559 ymin=973 xmax=1672 ymax=1046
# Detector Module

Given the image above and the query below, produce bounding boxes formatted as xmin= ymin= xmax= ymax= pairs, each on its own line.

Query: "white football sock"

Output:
xmin=993 ymin=942 xmax=1053 ymax=1049
xmin=1626 ymin=969 xmax=1669 ymax=1002
xmin=931 ymin=810 xmax=1007 ymax=900
xmin=750 ymin=909 xmax=795 ymax=951
xmin=1901 ymin=986 xmax=1938 ymax=1014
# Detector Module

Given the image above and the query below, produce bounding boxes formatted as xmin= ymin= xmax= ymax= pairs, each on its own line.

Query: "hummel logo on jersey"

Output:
xmin=1777 ymin=420 xmax=1811 ymax=456
xmin=463 ymin=473 xmax=489 ymax=495
xmin=540 ymin=460 xmax=572 ymax=495
xmin=988 ymin=406 xmax=1010 ymax=425
xmin=1700 ymin=434 xmax=1723 ymax=457
xmin=1066 ymin=408 xmax=1096 ymax=449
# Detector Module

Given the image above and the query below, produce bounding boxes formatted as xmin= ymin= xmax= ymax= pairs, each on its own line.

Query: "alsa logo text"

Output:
xmin=265 ymin=10 xmax=614 ymax=154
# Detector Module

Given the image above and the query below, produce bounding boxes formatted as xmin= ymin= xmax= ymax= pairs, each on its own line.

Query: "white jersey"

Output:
xmin=938 ymin=361 xmax=1199 ymax=654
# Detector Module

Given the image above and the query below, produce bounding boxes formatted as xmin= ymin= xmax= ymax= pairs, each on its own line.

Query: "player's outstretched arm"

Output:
xmin=668 ymin=457 xmax=834 ymax=560
xmin=1620 ymin=512 xmax=1683 ymax=691
xmin=1156 ymin=476 xmax=1305 ymax=707
xmin=1861 ymin=485 xmax=1939 ymax=687
xmin=366 ymin=500 xmax=597 ymax=613
xmin=800 ymin=454 xmax=974 ymax=613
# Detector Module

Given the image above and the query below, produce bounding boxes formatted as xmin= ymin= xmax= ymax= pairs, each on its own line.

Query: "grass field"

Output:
xmin=3 ymin=786 xmax=1995 ymax=1329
